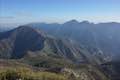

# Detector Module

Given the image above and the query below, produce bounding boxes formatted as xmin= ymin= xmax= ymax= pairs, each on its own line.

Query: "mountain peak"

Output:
xmin=64 ymin=20 xmax=79 ymax=25
xmin=16 ymin=26 xmax=36 ymax=31
xmin=69 ymin=19 xmax=79 ymax=23
xmin=80 ymin=21 xmax=90 ymax=24
xmin=15 ymin=26 xmax=45 ymax=36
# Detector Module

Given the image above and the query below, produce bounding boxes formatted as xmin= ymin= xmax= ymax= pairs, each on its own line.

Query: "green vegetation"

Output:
xmin=22 ymin=54 xmax=77 ymax=69
xmin=0 ymin=59 xmax=110 ymax=80
xmin=0 ymin=67 xmax=67 ymax=80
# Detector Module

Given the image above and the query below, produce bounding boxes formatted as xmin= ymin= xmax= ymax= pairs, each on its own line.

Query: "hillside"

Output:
xmin=27 ymin=20 xmax=120 ymax=62
xmin=0 ymin=25 xmax=111 ymax=80
xmin=0 ymin=26 xmax=102 ymax=64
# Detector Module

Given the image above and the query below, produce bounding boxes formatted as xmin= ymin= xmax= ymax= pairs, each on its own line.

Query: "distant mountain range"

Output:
xmin=0 ymin=20 xmax=120 ymax=80
xmin=0 ymin=27 xmax=12 ymax=32
xmin=0 ymin=23 xmax=21 ymax=32
xmin=27 ymin=20 xmax=120 ymax=61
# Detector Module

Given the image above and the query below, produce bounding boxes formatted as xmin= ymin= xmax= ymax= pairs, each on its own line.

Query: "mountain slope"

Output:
xmin=0 ymin=25 xmax=111 ymax=80
xmin=0 ymin=26 xmax=45 ymax=58
xmin=27 ymin=20 xmax=120 ymax=62
xmin=0 ymin=26 xmax=91 ymax=63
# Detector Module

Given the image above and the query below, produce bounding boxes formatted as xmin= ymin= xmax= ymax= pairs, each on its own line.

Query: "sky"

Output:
xmin=0 ymin=0 xmax=120 ymax=24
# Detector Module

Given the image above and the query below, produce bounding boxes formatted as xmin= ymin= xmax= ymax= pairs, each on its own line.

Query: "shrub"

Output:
xmin=0 ymin=67 xmax=67 ymax=80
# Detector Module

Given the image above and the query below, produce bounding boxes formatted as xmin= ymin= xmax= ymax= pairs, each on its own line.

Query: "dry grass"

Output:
xmin=0 ymin=67 xmax=67 ymax=80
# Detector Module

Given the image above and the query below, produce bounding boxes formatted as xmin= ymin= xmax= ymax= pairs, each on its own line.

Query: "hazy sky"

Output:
xmin=0 ymin=0 xmax=120 ymax=24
